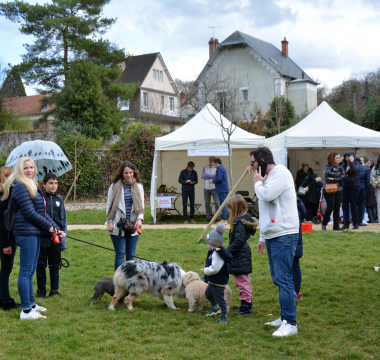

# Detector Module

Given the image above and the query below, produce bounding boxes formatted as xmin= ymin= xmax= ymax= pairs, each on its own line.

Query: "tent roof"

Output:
xmin=155 ymin=104 xmax=265 ymax=151
xmin=265 ymin=101 xmax=380 ymax=149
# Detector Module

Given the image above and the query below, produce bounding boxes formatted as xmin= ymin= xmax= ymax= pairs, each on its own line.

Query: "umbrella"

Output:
xmin=5 ymin=140 xmax=73 ymax=181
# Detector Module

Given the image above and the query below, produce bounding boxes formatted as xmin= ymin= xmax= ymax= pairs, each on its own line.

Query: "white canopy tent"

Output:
xmin=150 ymin=104 xmax=266 ymax=222
xmin=266 ymin=101 xmax=380 ymax=176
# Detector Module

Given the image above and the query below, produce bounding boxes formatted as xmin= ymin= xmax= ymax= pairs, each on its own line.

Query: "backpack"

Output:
xmin=4 ymin=186 xmax=19 ymax=236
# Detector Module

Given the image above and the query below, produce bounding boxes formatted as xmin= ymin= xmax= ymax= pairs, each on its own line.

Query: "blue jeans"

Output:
xmin=15 ymin=235 xmax=40 ymax=311
xmin=111 ymin=234 xmax=139 ymax=271
xmin=217 ymin=192 xmax=228 ymax=221
xmin=265 ymin=233 xmax=298 ymax=325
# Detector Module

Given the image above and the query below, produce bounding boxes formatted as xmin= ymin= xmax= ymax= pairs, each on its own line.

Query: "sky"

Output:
xmin=1 ymin=0 xmax=380 ymax=95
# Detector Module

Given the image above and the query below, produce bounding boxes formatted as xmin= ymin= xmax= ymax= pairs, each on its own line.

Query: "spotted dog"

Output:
xmin=108 ymin=260 xmax=186 ymax=310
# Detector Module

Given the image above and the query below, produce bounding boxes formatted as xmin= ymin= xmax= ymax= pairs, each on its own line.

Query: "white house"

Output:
xmin=195 ymin=31 xmax=318 ymax=117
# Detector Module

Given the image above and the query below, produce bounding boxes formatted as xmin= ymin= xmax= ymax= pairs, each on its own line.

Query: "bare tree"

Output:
xmin=192 ymin=71 xmax=252 ymax=187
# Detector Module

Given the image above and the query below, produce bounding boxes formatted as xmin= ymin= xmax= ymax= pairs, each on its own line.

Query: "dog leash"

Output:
xmin=64 ymin=234 xmax=157 ymax=263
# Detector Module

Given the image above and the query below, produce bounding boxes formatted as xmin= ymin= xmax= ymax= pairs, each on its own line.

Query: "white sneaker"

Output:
xmin=32 ymin=308 xmax=47 ymax=319
xmin=265 ymin=316 xmax=283 ymax=327
xmin=33 ymin=304 xmax=47 ymax=312
xmin=272 ymin=320 xmax=298 ymax=337
xmin=327 ymin=221 xmax=333 ymax=225
xmin=20 ymin=310 xmax=39 ymax=320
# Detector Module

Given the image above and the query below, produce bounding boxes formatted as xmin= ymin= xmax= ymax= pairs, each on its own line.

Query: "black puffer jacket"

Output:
xmin=227 ymin=213 xmax=258 ymax=275
xmin=342 ymin=151 xmax=360 ymax=188
xmin=11 ymin=181 xmax=58 ymax=237
xmin=0 ymin=191 xmax=15 ymax=249
xmin=295 ymin=171 xmax=318 ymax=204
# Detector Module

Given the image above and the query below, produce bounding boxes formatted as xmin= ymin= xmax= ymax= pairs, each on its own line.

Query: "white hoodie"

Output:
xmin=254 ymin=165 xmax=299 ymax=242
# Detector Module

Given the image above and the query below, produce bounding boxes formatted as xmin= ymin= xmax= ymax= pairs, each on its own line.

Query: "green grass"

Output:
xmin=1 ymin=229 xmax=380 ymax=359
xmin=66 ymin=207 xmax=210 ymax=225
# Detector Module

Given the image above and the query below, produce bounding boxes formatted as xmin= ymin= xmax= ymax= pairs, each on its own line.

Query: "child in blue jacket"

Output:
xmin=200 ymin=223 xmax=232 ymax=324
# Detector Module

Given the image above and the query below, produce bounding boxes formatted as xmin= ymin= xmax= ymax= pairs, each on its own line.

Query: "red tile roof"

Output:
xmin=3 ymin=94 xmax=56 ymax=115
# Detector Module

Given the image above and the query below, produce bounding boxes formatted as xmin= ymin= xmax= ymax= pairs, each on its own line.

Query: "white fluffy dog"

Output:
xmin=182 ymin=271 xmax=232 ymax=313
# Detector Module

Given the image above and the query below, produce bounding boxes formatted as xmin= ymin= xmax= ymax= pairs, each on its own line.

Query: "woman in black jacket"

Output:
xmin=295 ymin=164 xmax=318 ymax=221
xmin=322 ymin=152 xmax=346 ymax=231
xmin=0 ymin=166 xmax=19 ymax=310
xmin=2 ymin=157 xmax=66 ymax=320
xmin=226 ymin=195 xmax=258 ymax=316
xmin=342 ymin=151 xmax=361 ymax=229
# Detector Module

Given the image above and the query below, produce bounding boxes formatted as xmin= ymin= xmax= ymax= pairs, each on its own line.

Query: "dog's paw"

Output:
xmin=187 ymin=309 xmax=194 ymax=312
xmin=108 ymin=305 xmax=115 ymax=311
xmin=127 ymin=306 xmax=133 ymax=310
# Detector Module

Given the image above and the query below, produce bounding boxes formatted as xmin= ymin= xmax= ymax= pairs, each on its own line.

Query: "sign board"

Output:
xmin=156 ymin=197 xmax=172 ymax=208
xmin=322 ymin=139 xmax=359 ymax=146
xmin=365 ymin=148 xmax=380 ymax=162
xmin=187 ymin=148 xmax=229 ymax=156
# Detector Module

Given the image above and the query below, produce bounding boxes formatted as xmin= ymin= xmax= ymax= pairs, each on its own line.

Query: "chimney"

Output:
xmin=208 ymin=38 xmax=219 ymax=58
xmin=281 ymin=37 xmax=288 ymax=57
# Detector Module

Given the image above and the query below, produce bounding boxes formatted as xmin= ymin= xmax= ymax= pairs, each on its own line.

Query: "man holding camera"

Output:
xmin=250 ymin=147 xmax=299 ymax=337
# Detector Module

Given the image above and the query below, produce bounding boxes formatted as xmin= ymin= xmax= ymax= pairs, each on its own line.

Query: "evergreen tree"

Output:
xmin=1 ymin=68 xmax=26 ymax=98
xmin=0 ymin=0 xmax=125 ymax=92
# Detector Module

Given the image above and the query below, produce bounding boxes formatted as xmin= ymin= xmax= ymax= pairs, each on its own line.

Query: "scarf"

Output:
xmin=107 ymin=178 xmax=144 ymax=221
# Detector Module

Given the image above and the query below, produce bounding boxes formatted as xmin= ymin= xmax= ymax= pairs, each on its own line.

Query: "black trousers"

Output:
xmin=302 ymin=199 xmax=317 ymax=221
xmin=367 ymin=206 xmax=376 ymax=222
xmin=292 ymin=257 xmax=302 ymax=294
xmin=343 ymin=186 xmax=360 ymax=226
xmin=36 ymin=242 xmax=61 ymax=293
xmin=182 ymin=190 xmax=195 ymax=221
xmin=205 ymin=283 xmax=227 ymax=315
xmin=322 ymin=190 xmax=342 ymax=227
xmin=0 ymin=240 xmax=17 ymax=302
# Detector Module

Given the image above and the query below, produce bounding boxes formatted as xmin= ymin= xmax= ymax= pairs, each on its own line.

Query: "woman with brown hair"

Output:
xmin=106 ymin=161 xmax=144 ymax=271
xmin=321 ymin=152 xmax=346 ymax=230
xmin=0 ymin=166 xmax=19 ymax=310
xmin=226 ymin=194 xmax=258 ymax=316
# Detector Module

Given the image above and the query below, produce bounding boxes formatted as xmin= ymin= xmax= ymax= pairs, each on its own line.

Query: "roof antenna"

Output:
xmin=208 ymin=25 xmax=227 ymax=39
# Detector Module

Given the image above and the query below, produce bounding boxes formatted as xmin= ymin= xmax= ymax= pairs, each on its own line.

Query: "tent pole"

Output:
xmin=160 ymin=151 xmax=163 ymax=186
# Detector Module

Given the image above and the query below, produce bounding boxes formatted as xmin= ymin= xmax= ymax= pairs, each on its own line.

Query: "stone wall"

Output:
xmin=0 ymin=130 xmax=56 ymax=156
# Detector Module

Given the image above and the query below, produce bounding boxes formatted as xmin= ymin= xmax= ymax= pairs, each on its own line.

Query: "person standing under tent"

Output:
xmin=201 ymin=156 xmax=220 ymax=222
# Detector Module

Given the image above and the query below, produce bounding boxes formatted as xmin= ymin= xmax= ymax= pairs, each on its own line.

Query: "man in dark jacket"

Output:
xmin=342 ymin=151 xmax=361 ymax=229
xmin=211 ymin=158 xmax=229 ymax=225
xmin=36 ymin=173 xmax=67 ymax=298
xmin=357 ymin=158 xmax=370 ymax=226
xmin=178 ymin=161 xmax=198 ymax=224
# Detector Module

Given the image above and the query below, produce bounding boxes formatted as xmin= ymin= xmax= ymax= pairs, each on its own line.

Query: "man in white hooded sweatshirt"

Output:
xmin=250 ymin=147 xmax=299 ymax=337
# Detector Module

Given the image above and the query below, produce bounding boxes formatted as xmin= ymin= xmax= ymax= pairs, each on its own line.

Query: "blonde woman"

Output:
xmin=2 ymin=157 xmax=66 ymax=320
xmin=0 ymin=167 xmax=19 ymax=310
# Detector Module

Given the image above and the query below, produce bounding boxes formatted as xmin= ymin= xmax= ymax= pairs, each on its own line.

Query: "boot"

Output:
xmin=2 ymin=298 xmax=21 ymax=311
xmin=234 ymin=303 xmax=252 ymax=316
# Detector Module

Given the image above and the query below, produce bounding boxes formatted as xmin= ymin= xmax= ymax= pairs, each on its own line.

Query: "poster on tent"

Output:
xmin=365 ymin=149 xmax=380 ymax=162
xmin=187 ymin=149 xmax=229 ymax=156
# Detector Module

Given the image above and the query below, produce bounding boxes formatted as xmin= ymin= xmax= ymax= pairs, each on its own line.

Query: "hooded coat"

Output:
xmin=227 ymin=213 xmax=258 ymax=275
xmin=295 ymin=170 xmax=318 ymax=204
xmin=342 ymin=151 xmax=360 ymax=188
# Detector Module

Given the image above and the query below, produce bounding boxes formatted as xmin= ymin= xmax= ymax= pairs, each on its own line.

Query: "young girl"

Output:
xmin=226 ymin=194 xmax=258 ymax=316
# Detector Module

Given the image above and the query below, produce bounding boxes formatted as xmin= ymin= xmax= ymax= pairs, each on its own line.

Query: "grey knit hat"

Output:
xmin=206 ymin=223 xmax=226 ymax=247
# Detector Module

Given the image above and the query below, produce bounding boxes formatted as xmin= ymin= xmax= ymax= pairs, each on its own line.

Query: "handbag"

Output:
xmin=325 ymin=183 xmax=338 ymax=194
xmin=117 ymin=218 xmax=136 ymax=238
xmin=297 ymin=175 xmax=309 ymax=197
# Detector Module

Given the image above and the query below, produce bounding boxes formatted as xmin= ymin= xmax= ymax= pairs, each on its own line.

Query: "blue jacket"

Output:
xmin=178 ymin=168 xmax=198 ymax=192
xmin=359 ymin=164 xmax=370 ymax=189
xmin=11 ymin=182 xmax=58 ymax=237
xmin=212 ymin=164 xmax=229 ymax=194
xmin=204 ymin=247 xmax=233 ymax=286
xmin=296 ymin=199 xmax=306 ymax=258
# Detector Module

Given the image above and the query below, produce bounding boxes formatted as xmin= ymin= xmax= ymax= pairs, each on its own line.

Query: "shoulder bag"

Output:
xmin=325 ymin=183 xmax=338 ymax=194
xmin=297 ymin=175 xmax=309 ymax=197
xmin=116 ymin=218 xmax=136 ymax=238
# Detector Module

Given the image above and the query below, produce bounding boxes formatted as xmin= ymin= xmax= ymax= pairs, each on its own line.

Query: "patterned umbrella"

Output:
xmin=5 ymin=140 xmax=73 ymax=181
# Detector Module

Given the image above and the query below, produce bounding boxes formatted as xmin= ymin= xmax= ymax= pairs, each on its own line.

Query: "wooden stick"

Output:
xmin=64 ymin=170 xmax=81 ymax=204
xmin=197 ymin=168 xmax=249 ymax=243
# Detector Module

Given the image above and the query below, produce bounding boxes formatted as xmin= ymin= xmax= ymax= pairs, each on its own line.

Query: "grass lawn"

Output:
xmin=1 ymin=229 xmax=380 ymax=359
xmin=66 ymin=207 xmax=209 ymax=225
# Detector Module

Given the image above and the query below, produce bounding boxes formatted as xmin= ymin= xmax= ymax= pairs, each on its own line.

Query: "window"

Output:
xmin=143 ymin=92 xmax=148 ymax=107
xmin=218 ymin=92 xmax=226 ymax=112
xmin=161 ymin=96 xmax=165 ymax=110
xmin=242 ymin=89 xmax=248 ymax=102
xmin=170 ymin=125 xmax=175 ymax=132
xmin=117 ymin=97 xmax=129 ymax=110
xmin=153 ymin=69 xmax=156 ymax=80
xmin=160 ymin=71 xmax=163 ymax=82
xmin=169 ymin=97 xmax=174 ymax=111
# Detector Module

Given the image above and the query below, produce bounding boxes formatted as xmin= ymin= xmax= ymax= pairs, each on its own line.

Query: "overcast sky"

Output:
xmin=1 ymin=0 xmax=379 ymax=95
